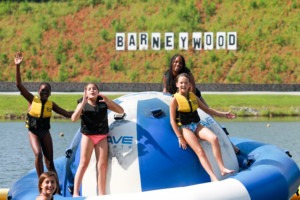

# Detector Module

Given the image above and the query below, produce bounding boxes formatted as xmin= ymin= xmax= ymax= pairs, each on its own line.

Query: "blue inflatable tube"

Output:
xmin=7 ymin=92 xmax=300 ymax=200
xmin=231 ymin=138 xmax=300 ymax=199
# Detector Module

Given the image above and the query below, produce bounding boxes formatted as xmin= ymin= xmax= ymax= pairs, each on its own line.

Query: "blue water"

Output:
xmin=221 ymin=119 xmax=300 ymax=170
xmin=0 ymin=121 xmax=80 ymax=189
xmin=0 ymin=120 xmax=299 ymax=189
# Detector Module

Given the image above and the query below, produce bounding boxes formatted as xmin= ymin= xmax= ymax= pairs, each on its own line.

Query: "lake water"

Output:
xmin=0 ymin=121 xmax=80 ymax=189
xmin=0 ymin=119 xmax=300 ymax=189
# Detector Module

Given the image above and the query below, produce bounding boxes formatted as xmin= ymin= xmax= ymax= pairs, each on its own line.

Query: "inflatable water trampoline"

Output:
xmin=8 ymin=92 xmax=300 ymax=200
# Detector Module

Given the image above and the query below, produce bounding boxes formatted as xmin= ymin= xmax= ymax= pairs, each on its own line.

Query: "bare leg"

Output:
xmin=197 ymin=126 xmax=234 ymax=176
xmin=40 ymin=132 xmax=61 ymax=194
xmin=40 ymin=132 xmax=56 ymax=173
xmin=94 ymin=138 xmax=108 ymax=195
xmin=182 ymin=128 xmax=219 ymax=181
xmin=73 ymin=134 xmax=94 ymax=197
xmin=28 ymin=132 xmax=44 ymax=177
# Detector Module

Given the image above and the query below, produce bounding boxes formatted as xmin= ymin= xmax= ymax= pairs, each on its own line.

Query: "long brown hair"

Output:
xmin=38 ymin=171 xmax=59 ymax=199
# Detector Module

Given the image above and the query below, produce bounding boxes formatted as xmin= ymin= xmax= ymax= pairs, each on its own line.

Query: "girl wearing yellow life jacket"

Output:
xmin=163 ymin=54 xmax=239 ymax=154
xmin=14 ymin=52 xmax=73 ymax=182
xmin=170 ymin=73 xmax=236 ymax=182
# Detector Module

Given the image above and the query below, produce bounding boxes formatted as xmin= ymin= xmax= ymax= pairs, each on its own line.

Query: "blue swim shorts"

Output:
xmin=181 ymin=122 xmax=200 ymax=133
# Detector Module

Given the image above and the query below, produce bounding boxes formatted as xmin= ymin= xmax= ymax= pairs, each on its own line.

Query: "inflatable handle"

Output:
xmin=114 ymin=113 xmax=126 ymax=120
xmin=151 ymin=108 xmax=164 ymax=118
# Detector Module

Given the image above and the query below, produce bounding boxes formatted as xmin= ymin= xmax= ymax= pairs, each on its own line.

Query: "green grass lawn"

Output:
xmin=1 ymin=93 xmax=299 ymax=120
xmin=203 ymin=94 xmax=300 ymax=117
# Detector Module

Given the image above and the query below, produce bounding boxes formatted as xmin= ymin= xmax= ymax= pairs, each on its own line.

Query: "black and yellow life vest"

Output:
xmin=26 ymin=96 xmax=52 ymax=130
xmin=174 ymin=92 xmax=200 ymax=126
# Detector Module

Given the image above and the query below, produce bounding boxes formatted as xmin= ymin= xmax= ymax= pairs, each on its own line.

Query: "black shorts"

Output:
xmin=29 ymin=128 xmax=49 ymax=138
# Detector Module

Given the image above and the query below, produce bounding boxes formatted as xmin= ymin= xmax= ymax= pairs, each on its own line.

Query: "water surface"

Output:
xmin=0 ymin=120 xmax=299 ymax=189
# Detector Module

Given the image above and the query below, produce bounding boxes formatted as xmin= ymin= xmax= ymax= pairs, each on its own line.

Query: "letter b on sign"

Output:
xmin=116 ymin=33 xmax=125 ymax=50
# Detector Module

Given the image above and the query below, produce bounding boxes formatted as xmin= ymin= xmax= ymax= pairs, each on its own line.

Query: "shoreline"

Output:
xmin=1 ymin=92 xmax=299 ymax=120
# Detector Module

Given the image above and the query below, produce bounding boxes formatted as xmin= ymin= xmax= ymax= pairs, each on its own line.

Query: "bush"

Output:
xmin=83 ymin=44 xmax=95 ymax=59
xmin=100 ymin=29 xmax=109 ymax=41
xmin=250 ymin=1 xmax=259 ymax=9
xmin=26 ymin=70 xmax=32 ymax=81
xmin=112 ymin=19 xmax=125 ymax=32
xmin=58 ymin=65 xmax=68 ymax=82
xmin=274 ymin=36 xmax=287 ymax=47
xmin=74 ymin=54 xmax=82 ymax=63
xmin=55 ymin=40 xmax=67 ymax=64
xmin=0 ymin=3 xmax=13 ymax=16
xmin=0 ymin=53 xmax=8 ymax=65
xmin=130 ymin=71 xmax=139 ymax=81
xmin=186 ymin=58 xmax=194 ymax=69
xmin=31 ymin=59 xmax=38 ymax=69
xmin=40 ymin=69 xmax=50 ymax=81
xmin=204 ymin=1 xmax=216 ymax=17
xmin=22 ymin=37 xmax=32 ymax=50
xmin=145 ymin=61 xmax=151 ymax=70
xmin=110 ymin=58 xmax=124 ymax=71
xmin=20 ymin=2 xmax=33 ymax=13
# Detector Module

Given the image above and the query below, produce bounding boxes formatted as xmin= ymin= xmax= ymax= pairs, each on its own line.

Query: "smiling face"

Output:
xmin=171 ymin=56 xmax=184 ymax=75
xmin=39 ymin=176 xmax=57 ymax=198
xmin=176 ymin=74 xmax=191 ymax=95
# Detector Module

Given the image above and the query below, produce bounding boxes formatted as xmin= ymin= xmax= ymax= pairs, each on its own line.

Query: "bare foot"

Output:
xmin=73 ymin=194 xmax=80 ymax=197
xmin=221 ymin=168 xmax=234 ymax=176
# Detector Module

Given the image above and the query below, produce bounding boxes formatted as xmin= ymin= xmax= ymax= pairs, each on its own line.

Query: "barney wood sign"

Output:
xmin=116 ymin=32 xmax=237 ymax=51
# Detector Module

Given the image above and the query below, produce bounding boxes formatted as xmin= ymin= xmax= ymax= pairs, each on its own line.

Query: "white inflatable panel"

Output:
xmin=85 ymin=179 xmax=250 ymax=200
xmin=81 ymin=92 xmax=238 ymax=196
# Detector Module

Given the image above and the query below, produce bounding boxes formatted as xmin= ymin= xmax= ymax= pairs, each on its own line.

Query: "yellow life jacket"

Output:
xmin=174 ymin=92 xmax=200 ymax=126
xmin=26 ymin=96 xmax=53 ymax=130
xmin=174 ymin=92 xmax=198 ymax=112
xmin=28 ymin=96 xmax=53 ymax=118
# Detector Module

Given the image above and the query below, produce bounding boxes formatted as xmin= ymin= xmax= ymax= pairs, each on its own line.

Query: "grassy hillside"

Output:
xmin=0 ymin=0 xmax=299 ymax=84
